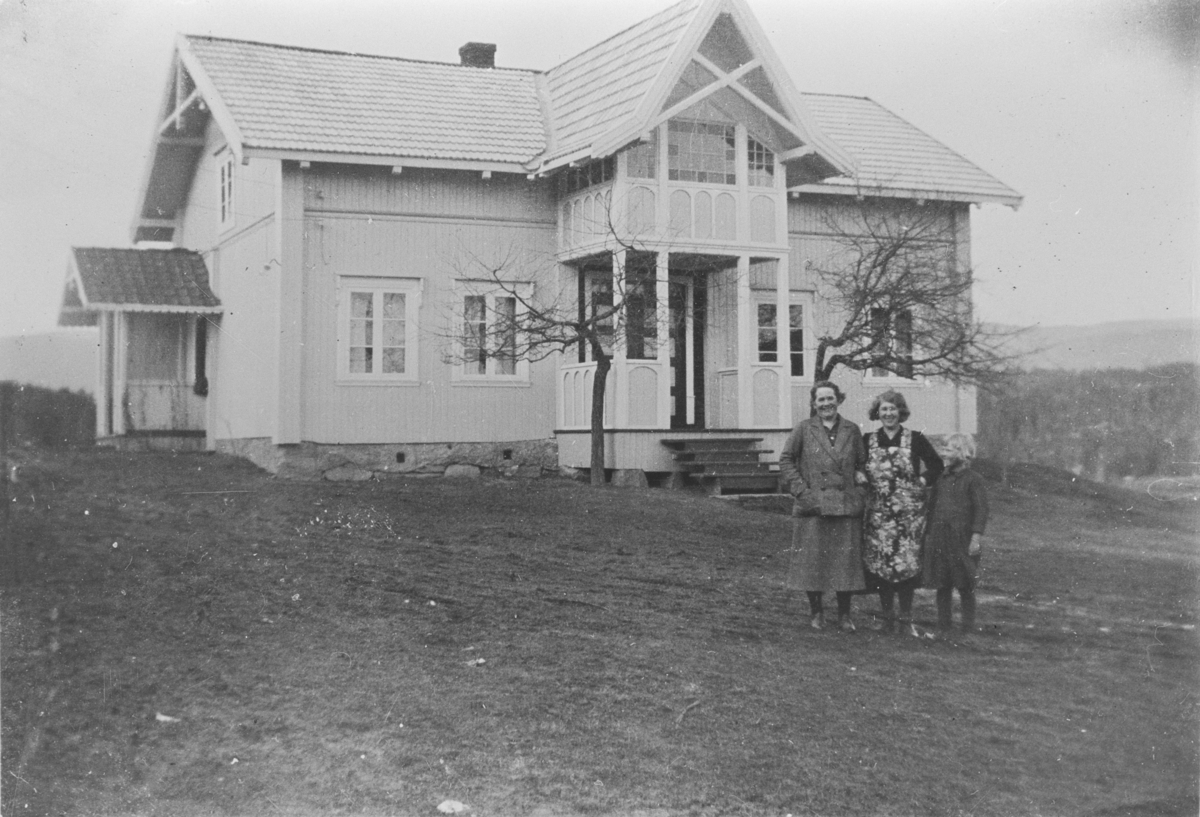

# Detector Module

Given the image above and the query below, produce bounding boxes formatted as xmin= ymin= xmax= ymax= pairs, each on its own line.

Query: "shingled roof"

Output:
xmin=143 ymin=0 xmax=1018 ymax=211
xmin=182 ymin=37 xmax=546 ymax=166
xmin=65 ymin=248 xmax=222 ymax=314
xmin=540 ymin=0 xmax=703 ymax=165
xmin=795 ymin=94 xmax=1021 ymax=206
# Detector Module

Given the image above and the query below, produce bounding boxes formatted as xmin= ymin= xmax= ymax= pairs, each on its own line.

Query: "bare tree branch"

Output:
xmin=808 ymin=196 xmax=1028 ymax=384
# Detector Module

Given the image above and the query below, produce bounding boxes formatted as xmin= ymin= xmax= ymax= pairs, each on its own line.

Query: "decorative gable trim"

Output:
xmin=175 ymin=35 xmax=247 ymax=165
xmin=559 ymin=0 xmax=855 ymax=180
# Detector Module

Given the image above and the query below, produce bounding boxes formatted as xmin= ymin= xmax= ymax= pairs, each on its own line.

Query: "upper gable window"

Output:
xmin=562 ymin=157 xmax=615 ymax=195
xmin=747 ymin=137 xmax=775 ymax=188
xmin=218 ymin=152 xmax=235 ymax=231
xmin=668 ymin=120 xmax=736 ymax=185
xmin=626 ymin=131 xmax=658 ymax=180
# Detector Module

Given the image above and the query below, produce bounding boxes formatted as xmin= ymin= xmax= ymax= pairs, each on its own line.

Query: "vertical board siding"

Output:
xmin=789 ymin=378 xmax=974 ymax=437
xmin=173 ymin=125 xmax=281 ymax=443
xmin=177 ymin=124 xmax=277 ymax=253
xmin=785 ymin=194 xmax=974 ymax=437
xmin=299 ymin=166 xmax=559 ymax=444
xmin=207 ymin=223 xmax=281 ymax=440
xmin=304 ymin=165 xmax=554 ymax=224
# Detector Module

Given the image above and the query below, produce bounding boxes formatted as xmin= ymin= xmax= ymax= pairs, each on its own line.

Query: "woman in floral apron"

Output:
xmin=862 ymin=390 xmax=944 ymax=635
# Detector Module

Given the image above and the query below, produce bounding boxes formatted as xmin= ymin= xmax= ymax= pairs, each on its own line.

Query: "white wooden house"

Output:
xmin=60 ymin=0 xmax=1020 ymax=482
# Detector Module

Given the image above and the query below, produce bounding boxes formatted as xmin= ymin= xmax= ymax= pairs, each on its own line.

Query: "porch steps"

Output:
xmin=661 ymin=438 xmax=780 ymax=495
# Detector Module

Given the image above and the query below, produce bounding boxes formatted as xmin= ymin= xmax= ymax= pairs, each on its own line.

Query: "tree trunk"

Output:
xmin=589 ymin=354 xmax=611 ymax=486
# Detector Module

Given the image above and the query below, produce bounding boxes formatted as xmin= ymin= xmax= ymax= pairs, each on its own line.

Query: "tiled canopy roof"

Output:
xmin=69 ymin=248 xmax=221 ymax=312
xmin=797 ymin=94 xmax=1021 ymax=205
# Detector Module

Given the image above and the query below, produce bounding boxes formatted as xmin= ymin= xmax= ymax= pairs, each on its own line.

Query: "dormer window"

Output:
xmin=218 ymin=152 xmax=235 ymax=231
xmin=747 ymin=137 xmax=775 ymax=187
xmin=667 ymin=120 xmax=736 ymax=184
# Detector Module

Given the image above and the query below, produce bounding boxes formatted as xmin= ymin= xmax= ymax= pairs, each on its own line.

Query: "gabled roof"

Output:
xmin=540 ymin=0 xmax=703 ymax=165
xmin=132 ymin=0 xmax=1020 ymax=238
xmin=63 ymin=248 xmax=222 ymax=316
xmin=794 ymin=94 xmax=1023 ymax=207
xmin=179 ymin=37 xmax=546 ymax=167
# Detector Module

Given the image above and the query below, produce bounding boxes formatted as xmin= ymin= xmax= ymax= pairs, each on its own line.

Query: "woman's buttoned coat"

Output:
xmin=778 ymin=416 xmax=868 ymax=592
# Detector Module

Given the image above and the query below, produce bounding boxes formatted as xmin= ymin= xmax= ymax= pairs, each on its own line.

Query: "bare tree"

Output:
xmin=444 ymin=223 xmax=661 ymax=486
xmin=807 ymin=197 xmax=1023 ymax=384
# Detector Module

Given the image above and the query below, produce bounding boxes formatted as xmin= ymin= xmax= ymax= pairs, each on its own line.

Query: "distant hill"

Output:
xmin=0 ymin=328 xmax=98 ymax=393
xmin=995 ymin=318 xmax=1198 ymax=371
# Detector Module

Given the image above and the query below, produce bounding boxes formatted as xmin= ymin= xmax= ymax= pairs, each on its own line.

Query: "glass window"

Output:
xmin=747 ymin=137 xmax=775 ymax=187
xmin=757 ymin=303 xmax=777 ymax=363
xmin=581 ymin=272 xmax=614 ymax=362
xmin=338 ymin=277 xmax=421 ymax=381
xmin=459 ymin=291 xmax=523 ymax=378
xmin=626 ymin=131 xmax=658 ymax=179
xmin=788 ymin=303 xmax=805 ymax=377
xmin=870 ymin=307 xmax=914 ymax=378
xmin=218 ymin=154 xmax=235 ymax=230
xmin=562 ymin=156 xmax=615 ymax=195
xmin=756 ymin=295 xmax=808 ymax=376
xmin=668 ymin=120 xmax=736 ymax=184
xmin=623 ymin=265 xmax=658 ymax=360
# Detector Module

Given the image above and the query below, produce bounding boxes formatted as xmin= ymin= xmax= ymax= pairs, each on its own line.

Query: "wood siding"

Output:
xmin=786 ymin=195 xmax=976 ymax=437
xmin=298 ymin=166 xmax=560 ymax=444
xmin=174 ymin=123 xmax=282 ymax=443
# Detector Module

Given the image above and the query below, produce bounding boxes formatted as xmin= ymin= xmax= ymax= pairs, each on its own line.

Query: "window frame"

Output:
xmin=754 ymin=291 xmax=812 ymax=380
xmin=747 ymin=136 xmax=776 ymax=188
xmin=866 ymin=307 xmax=916 ymax=381
xmin=667 ymin=119 xmax=737 ymax=185
xmin=336 ymin=276 xmax=422 ymax=384
xmin=217 ymin=151 xmax=236 ymax=232
xmin=452 ymin=282 xmax=532 ymax=384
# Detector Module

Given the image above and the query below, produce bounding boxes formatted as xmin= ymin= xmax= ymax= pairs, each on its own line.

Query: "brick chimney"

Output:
xmin=458 ymin=42 xmax=496 ymax=68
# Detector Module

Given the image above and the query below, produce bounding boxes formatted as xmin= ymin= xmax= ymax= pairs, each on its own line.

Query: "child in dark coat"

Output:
xmin=923 ymin=433 xmax=989 ymax=632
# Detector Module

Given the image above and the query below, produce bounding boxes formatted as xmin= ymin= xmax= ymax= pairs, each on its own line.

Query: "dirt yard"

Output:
xmin=1 ymin=448 xmax=1197 ymax=816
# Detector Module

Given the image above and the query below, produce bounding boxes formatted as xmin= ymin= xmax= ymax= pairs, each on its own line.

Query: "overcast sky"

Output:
xmin=0 ymin=0 xmax=1195 ymax=336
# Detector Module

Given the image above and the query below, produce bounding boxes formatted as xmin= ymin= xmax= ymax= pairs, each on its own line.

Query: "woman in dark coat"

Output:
xmin=862 ymin=390 xmax=943 ymax=636
xmin=778 ymin=380 xmax=868 ymax=632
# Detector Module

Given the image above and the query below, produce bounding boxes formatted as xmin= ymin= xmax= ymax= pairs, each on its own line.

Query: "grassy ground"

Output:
xmin=1 ymin=448 xmax=1196 ymax=817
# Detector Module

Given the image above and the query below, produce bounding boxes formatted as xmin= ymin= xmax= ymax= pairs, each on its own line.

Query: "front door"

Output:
xmin=668 ymin=277 xmax=705 ymax=428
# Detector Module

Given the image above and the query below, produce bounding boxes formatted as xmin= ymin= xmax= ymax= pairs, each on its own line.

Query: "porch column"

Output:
xmin=776 ymin=255 xmax=793 ymax=429
xmin=655 ymin=251 xmax=670 ymax=427
xmin=113 ymin=312 xmax=128 ymax=436
xmin=612 ymin=249 xmax=628 ymax=428
xmin=97 ymin=312 xmax=111 ymax=438
xmin=736 ymin=254 xmax=753 ymax=427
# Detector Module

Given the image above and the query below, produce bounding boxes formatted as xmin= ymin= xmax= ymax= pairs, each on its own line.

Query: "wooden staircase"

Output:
xmin=661 ymin=437 xmax=780 ymax=495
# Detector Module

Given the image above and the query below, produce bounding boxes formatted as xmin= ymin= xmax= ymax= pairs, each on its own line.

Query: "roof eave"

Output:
xmin=81 ymin=303 xmax=224 ymax=314
xmin=245 ymin=147 xmax=534 ymax=176
xmin=789 ymin=182 xmax=1023 ymax=209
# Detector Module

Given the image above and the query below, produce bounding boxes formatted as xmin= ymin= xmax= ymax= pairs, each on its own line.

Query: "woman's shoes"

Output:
xmin=809 ymin=613 xmax=825 ymax=630
xmin=838 ymin=616 xmax=856 ymax=633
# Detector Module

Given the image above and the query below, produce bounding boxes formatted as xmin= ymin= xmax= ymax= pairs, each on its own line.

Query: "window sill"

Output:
xmin=450 ymin=379 xmax=532 ymax=389
xmin=336 ymin=378 xmax=422 ymax=387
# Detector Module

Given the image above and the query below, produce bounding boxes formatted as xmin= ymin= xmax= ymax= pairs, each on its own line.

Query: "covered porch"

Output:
xmin=59 ymin=247 xmax=221 ymax=450
xmin=556 ymin=247 xmax=800 ymax=478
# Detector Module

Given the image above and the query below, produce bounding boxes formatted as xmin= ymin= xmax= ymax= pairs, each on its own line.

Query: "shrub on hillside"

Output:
xmin=0 ymin=382 xmax=95 ymax=448
xmin=977 ymin=363 xmax=1200 ymax=480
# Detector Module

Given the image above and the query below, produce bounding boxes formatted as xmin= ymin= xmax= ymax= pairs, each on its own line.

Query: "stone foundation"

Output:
xmin=214 ymin=437 xmax=559 ymax=482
